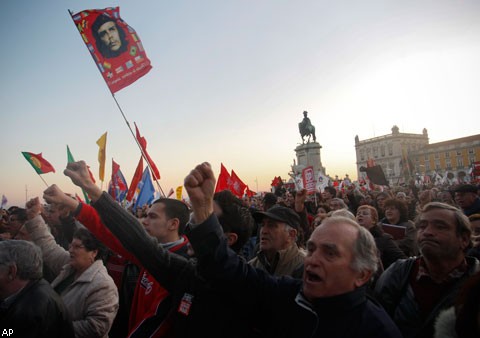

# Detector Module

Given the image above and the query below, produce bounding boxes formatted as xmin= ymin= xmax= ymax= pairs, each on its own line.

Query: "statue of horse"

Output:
xmin=299 ymin=120 xmax=316 ymax=144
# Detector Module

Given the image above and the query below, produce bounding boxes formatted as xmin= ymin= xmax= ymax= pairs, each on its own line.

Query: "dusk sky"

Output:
xmin=1 ymin=0 xmax=479 ymax=207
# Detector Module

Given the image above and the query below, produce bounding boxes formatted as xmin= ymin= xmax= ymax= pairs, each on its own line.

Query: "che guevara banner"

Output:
xmin=71 ymin=7 xmax=152 ymax=93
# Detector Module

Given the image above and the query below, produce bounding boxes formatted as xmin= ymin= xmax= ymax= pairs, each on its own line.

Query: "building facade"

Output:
xmin=355 ymin=126 xmax=429 ymax=185
xmin=411 ymin=134 xmax=480 ymax=184
xmin=355 ymin=126 xmax=480 ymax=185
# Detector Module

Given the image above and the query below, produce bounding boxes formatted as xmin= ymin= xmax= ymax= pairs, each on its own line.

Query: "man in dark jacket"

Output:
xmin=453 ymin=184 xmax=480 ymax=216
xmin=59 ymin=160 xmax=401 ymax=338
xmin=0 ymin=240 xmax=74 ymax=338
xmin=374 ymin=202 xmax=480 ymax=338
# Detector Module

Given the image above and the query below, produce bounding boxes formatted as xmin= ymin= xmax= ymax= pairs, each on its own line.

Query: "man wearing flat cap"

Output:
xmin=453 ymin=184 xmax=480 ymax=216
xmin=249 ymin=206 xmax=305 ymax=278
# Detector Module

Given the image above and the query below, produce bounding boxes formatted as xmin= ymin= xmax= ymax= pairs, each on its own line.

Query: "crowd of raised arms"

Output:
xmin=1 ymin=161 xmax=480 ymax=338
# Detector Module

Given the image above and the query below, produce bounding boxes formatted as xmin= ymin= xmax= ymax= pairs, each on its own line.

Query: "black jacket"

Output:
xmin=374 ymin=256 xmax=480 ymax=338
xmin=93 ymin=192 xmax=401 ymax=337
xmin=0 ymin=279 xmax=74 ymax=338
xmin=92 ymin=193 xmax=255 ymax=338
xmin=370 ymin=225 xmax=407 ymax=269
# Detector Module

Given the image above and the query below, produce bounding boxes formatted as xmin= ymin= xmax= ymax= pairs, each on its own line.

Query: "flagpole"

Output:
xmin=37 ymin=174 xmax=49 ymax=188
xmin=111 ymin=94 xmax=166 ymax=197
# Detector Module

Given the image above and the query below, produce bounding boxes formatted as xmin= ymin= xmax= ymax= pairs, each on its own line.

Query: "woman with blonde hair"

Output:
xmin=356 ymin=205 xmax=406 ymax=269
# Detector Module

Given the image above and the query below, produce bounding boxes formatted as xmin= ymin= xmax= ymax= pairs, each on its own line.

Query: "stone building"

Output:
xmin=355 ymin=126 xmax=428 ymax=185
xmin=411 ymin=134 xmax=480 ymax=184
xmin=355 ymin=126 xmax=480 ymax=185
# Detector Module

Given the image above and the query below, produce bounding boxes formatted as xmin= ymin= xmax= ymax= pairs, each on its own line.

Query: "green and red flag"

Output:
xmin=21 ymin=152 xmax=55 ymax=174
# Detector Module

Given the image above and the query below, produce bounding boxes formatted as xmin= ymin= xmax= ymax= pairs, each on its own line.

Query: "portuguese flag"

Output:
xmin=22 ymin=152 xmax=55 ymax=174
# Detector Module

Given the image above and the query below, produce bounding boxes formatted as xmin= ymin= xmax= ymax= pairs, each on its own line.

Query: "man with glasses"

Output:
xmin=0 ymin=208 xmax=27 ymax=240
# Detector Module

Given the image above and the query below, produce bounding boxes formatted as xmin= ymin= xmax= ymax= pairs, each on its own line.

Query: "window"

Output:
xmin=388 ymin=144 xmax=393 ymax=156
xmin=468 ymin=148 xmax=474 ymax=154
xmin=425 ymin=162 xmax=430 ymax=171
xmin=373 ymin=146 xmax=378 ymax=158
xmin=434 ymin=153 xmax=439 ymax=159
xmin=381 ymin=145 xmax=385 ymax=157
xmin=388 ymin=162 xmax=395 ymax=177
xmin=424 ymin=154 xmax=429 ymax=161
xmin=435 ymin=160 xmax=441 ymax=170
xmin=457 ymin=150 xmax=462 ymax=156
xmin=360 ymin=149 xmax=365 ymax=161
xmin=457 ymin=157 xmax=464 ymax=168
xmin=445 ymin=152 xmax=450 ymax=158
xmin=446 ymin=159 xmax=452 ymax=170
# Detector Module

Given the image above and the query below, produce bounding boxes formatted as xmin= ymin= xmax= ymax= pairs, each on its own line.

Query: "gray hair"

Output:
xmin=330 ymin=209 xmax=356 ymax=220
xmin=322 ymin=216 xmax=378 ymax=274
xmin=417 ymin=202 xmax=471 ymax=238
xmin=0 ymin=240 xmax=43 ymax=280
xmin=330 ymin=198 xmax=347 ymax=209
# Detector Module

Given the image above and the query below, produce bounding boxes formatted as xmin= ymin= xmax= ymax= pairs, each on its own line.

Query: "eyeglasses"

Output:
xmin=68 ymin=243 xmax=86 ymax=250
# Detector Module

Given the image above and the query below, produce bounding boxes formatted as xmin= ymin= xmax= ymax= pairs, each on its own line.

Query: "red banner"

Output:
xmin=72 ymin=7 xmax=152 ymax=93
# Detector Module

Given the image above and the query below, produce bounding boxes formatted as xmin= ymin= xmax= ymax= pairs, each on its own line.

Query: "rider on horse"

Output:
xmin=299 ymin=111 xmax=316 ymax=143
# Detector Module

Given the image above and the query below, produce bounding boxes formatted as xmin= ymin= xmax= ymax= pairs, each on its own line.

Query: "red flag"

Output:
xmin=230 ymin=170 xmax=247 ymax=198
xmin=126 ymin=157 xmax=143 ymax=202
xmin=215 ymin=163 xmax=231 ymax=193
xmin=134 ymin=122 xmax=160 ymax=180
xmin=246 ymin=186 xmax=256 ymax=197
xmin=110 ymin=159 xmax=128 ymax=201
xmin=71 ymin=7 xmax=152 ymax=93
xmin=21 ymin=152 xmax=55 ymax=174
xmin=111 ymin=160 xmax=127 ymax=191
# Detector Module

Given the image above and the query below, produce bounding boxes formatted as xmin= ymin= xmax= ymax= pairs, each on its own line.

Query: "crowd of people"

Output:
xmin=1 ymin=160 xmax=480 ymax=338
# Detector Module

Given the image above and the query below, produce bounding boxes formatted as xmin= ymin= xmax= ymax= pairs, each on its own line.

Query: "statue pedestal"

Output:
xmin=294 ymin=142 xmax=325 ymax=175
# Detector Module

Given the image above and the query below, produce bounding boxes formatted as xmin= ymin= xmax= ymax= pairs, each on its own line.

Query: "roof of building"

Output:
xmin=423 ymin=134 xmax=480 ymax=149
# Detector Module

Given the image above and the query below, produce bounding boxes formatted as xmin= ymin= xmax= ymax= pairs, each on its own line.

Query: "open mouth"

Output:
xmin=305 ymin=271 xmax=322 ymax=283
xmin=420 ymin=240 xmax=438 ymax=246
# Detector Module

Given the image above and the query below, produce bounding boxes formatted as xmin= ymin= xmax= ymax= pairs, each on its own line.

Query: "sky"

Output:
xmin=1 ymin=0 xmax=479 ymax=207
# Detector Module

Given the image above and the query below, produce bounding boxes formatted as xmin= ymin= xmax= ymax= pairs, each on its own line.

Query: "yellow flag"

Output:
xmin=175 ymin=186 xmax=183 ymax=200
xmin=96 ymin=132 xmax=107 ymax=181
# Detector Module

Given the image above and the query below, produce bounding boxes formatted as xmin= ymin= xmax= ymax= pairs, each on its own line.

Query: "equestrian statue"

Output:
xmin=298 ymin=110 xmax=316 ymax=144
